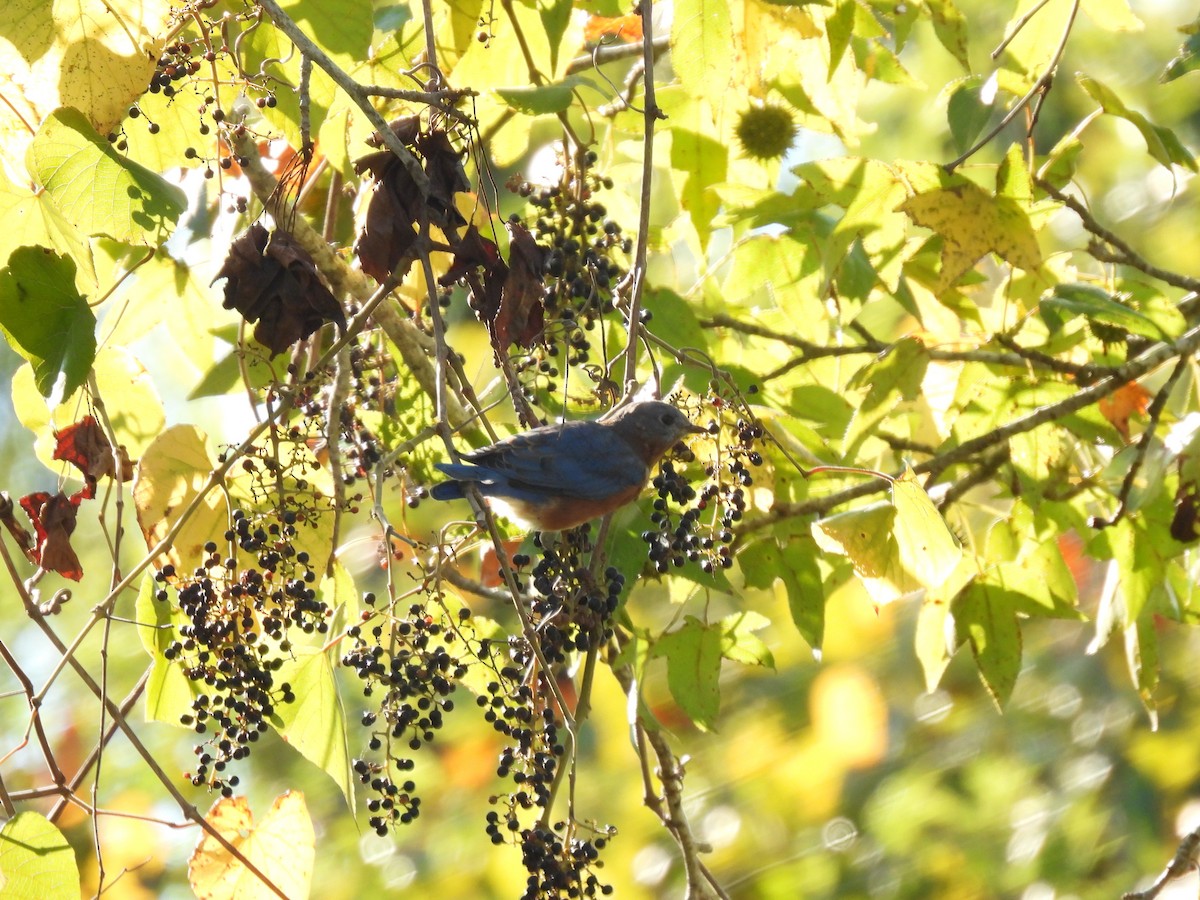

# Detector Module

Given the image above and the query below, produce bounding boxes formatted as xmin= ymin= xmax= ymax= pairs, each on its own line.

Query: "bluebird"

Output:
xmin=429 ymin=400 xmax=707 ymax=530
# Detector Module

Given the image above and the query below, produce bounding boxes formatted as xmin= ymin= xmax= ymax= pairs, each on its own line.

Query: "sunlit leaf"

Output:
xmin=0 ymin=812 xmax=81 ymax=899
xmin=891 ymin=467 xmax=962 ymax=591
xmin=672 ymin=0 xmax=733 ymax=105
xmin=899 ymin=179 xmax=1043 ymax=292
xmin=270 ymin=648 xmax=355 ymax=808
xmin=0 ymin=0 xmax=170 ymax=165
xmin=189 ymin=792 xmax=314 ymax=900
xmin=1078 ymin=73 xmax=1197 ymax=171
xmin=926 ymin=0 xmax=971 ymax=70
xmin=1080 ymin=0 xmax=1143 ymax=32
xmin=27 ymin=107 xmax=186 ymax=245
xmin=132 ymin=425 xmax=229 ymax=573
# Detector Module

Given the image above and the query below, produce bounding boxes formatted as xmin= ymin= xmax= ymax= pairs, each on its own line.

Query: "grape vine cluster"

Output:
xmin=476 ymin=642 xmax=615 ymax=899
xmin=154 ymin=508 xmax=330 ymax=796
xmin=343 ymin=595 xmax=469 ymax=835
xmin=506 ymin=149 xmax=631 ymax=388
xmin=517 ymin=529 xmax=625 ymax=660
xmin=642 ymin=406 xmax=765 ymax=574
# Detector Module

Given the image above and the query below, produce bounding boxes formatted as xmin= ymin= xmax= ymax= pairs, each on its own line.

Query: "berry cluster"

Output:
xmin=155 ymin=509 xmax=331 ymax=795
xmin=514 ymin=529 xmax=625 ymax=661
xmin=516 ymin=825 xmax=614 ymax=900
xmin=475 ymin=652 xmax=614 ymax=899
xmin=506 ymin=149 xmax=630 ymax=389
xmin=343 ymin=595 xmax=469 ymax=835
xmin=641 ymin=410 xmax=765 ymax=574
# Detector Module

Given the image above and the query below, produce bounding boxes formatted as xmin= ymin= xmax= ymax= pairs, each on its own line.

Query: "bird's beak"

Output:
xmin=686 ymin=422 xmax=709 ymax=435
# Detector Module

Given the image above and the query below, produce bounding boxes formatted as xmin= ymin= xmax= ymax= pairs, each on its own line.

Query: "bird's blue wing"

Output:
xmin=457 ymin=423 xmax=644 ymax=501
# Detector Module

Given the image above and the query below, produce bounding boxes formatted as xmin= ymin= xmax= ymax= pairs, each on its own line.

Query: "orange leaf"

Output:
xmin=1098 ymin=381 xmax=1151 ymax=442
xmin=584 ymin=14 xmax=643 ymax=43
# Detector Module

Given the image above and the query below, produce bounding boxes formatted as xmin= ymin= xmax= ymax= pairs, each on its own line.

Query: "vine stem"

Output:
xmin=619 ymin=0 xmax=666 ymax=392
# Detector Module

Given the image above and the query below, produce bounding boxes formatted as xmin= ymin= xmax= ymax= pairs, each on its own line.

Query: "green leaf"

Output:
xmin=135 ymin=572 xmax=198 ymax=725
xmin=1161 ymin=25 xmax=1200 ymax=83
xmin=947 ymin=77 xmax=993 ymax=155
xmin=538 ymin=0 xmax=574 ymax=71
xmin=26 ymin=107 xmax=186 ymax=245
xmin=671 ymin=126 xmax=728 ymax=249
xmin=741 ymin=533 xmax=825 ymax=650
xmin=1077 ymin=74 xmax=1197 ymax=172
xmin=494 ymin=76 xmax=588 ymax=114
xmin=672 ymin=0 xmax=733 ymax=104
xmin=1040 ymin=283 xmax=1177 ymax=341
xmin=718 ymin=610 xmax=776 ymax=668
xmin=280 ymin=0 xmax=373 ymax=68
xmin=0 ymin=247 xmax=95 ymax=400
xmin=1038 ymin=130 xmax=1084 ymax=188
xmin=0 ymin=812 xmax=81 ymax=899
xmin=826 ymin=0 xmax=855 ymax=77
xmin=844 ymin=336 xmax=929 ymax=452
xmin=954 ymin=582 xmax=1022 ymax=708
xmin=0 ymin=168 xmax=95 ymax=289
xmin=654 ymin=617 xmax=723 ymax=731
xmin=271 ymin=648 xmax=355 ymax=808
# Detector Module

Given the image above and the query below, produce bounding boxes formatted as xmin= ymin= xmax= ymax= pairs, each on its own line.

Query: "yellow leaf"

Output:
xmin=891 ymin=467 xmax=962 ymax=591
xmin=899 ymin=180 xmax=1043 ymax=292
xmin=812 ymin=501 xmax=919 ymax=606
xmin=132 ymin=424 xmax=228 ymax=572
xmin=189 ymin=792 xmax=314 ymax=900
xmin=0 ymin=0 xmax=171 ymax=169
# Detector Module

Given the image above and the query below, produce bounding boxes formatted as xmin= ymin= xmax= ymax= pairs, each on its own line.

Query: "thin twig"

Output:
xmin=1089 ymin=354 xmax=1187 ymax=528
xmin=1124 ymin=826 xmax=1200 ymax=899
xmin=946 ymin=0 xmax=1081 ymax=171
xmin=256 ymin=0 xmax=430 ymax=192
xmin=740 ymin=323 xmax=1200 ymax=534
xmin=1036 ymin=177 xmax=1200 ymax=296
xmin=620 ymin=0 xmax=666 ymax=392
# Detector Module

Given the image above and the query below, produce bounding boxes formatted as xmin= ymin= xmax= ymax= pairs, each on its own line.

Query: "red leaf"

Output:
xmin=19 ymin=491 xmax=84 ymax=580
xmin=52 ymin=416 xmax=133 ymax=485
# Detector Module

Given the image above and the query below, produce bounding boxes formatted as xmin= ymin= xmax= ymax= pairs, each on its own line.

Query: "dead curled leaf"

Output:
xmin=214 ymin=223 xmax=346 ymax=356
xmin=353 ymin=117 xmax=469 ymax=285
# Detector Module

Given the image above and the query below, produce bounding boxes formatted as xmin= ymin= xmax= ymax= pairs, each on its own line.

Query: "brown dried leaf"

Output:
xmin=214 ymin=224 xmax=346 ymax=356
xmin=495 ymin=221 xmax=547 ymax=350
xmin=53 ymin=415 xmax=133 ymax=483
xmin=19 ymin=491 xmax=83 ymax=580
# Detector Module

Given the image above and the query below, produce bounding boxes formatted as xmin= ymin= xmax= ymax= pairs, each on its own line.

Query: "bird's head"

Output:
xmin=605 ymin=400 xmax=707 ymax=463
